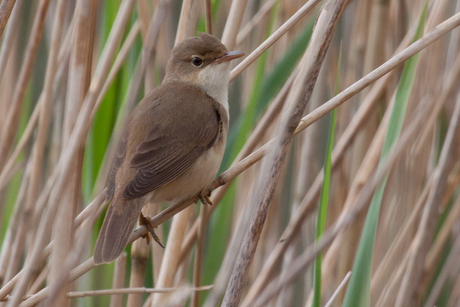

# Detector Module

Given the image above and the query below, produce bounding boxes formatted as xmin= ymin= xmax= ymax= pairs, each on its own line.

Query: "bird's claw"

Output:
xmin=199 ymin=189 xmax=212 ymax=206
xmin=139 ymin=212 xmax=164 ymax=248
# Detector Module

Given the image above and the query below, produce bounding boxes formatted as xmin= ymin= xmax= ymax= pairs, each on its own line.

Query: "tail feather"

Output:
xmin=94 ymin=197 xmax=143 ymax=264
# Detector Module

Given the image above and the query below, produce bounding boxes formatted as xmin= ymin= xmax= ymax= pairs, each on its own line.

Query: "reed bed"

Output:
xmin=0 ymin=0 xmax=459 ymax=306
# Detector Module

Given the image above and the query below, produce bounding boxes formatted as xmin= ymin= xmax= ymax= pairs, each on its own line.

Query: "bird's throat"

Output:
xmin=197 ymin=64 xmax=231 ymax=113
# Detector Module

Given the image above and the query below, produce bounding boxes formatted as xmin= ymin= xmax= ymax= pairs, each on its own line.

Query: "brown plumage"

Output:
xmin=93 ymin=33 xmax=243 ymax=264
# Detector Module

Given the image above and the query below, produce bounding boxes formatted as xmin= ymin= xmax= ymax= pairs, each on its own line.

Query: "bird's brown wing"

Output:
xmin=123 ymin=83 xmax=221 ymax=199
xmin=106 ymin=129 xmax=128 ymax=201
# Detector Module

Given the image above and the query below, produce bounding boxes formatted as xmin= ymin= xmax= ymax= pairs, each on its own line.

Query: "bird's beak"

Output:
xmin=214 ymin=51 xmax=245 ymax=64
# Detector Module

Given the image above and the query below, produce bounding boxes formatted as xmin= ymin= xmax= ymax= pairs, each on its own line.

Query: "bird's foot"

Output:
xmin=199 ymin=188 xmax=212 ymax=206
xmin=139 ymin=212 xmax=164 ymax=248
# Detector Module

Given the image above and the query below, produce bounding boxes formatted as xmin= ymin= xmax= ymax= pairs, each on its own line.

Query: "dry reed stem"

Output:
xmin=202 ymin=76 xmax=295 ymax=307
xmin=128 ymin=208 xmax=152 ymax=307
xmin=69 ymin=285 xmax=213 ymax=297
xmin=91 ymin=13 xmax=164 ymax=201
xmin=148 ymin=2 xmax=199 ymax=305
xmin=252 ymin=62 xmax=391 ymax=307
xmin=139 ymin=0 xmax=156 ymax=93
xmin=0 ymin=286 xmax=213 ymax=302
xmin=137 ymin=0 xmax=151 ymax=38
xmin=149 ymin=205 xmax=164 ymax=286
xmin=121 ymin=7 xmax=166 ymax=307
xmin=222 ymin=1 xmax=347 ymax=305
xmin=362 ymin=0 xmax=387 ymax=77
xmin=5 ymin=3 xmax=460 ymax=307
xmin=424 ymin=224 xmax=460 ymax=307
xmin=444 ymin=1 xmax=460 ymax=70
xmin=46 ymin=194 xmax=106 ymax=306
xmin=0 ymin=14 xmax=153 ymax=300
xmin=320 ymin=84 xmax=397 ymax=303
xmin=62 ymin=0 xmax=97 ymax=141
xmin=150 ymin=207 xmax=193 ymax=306
xmin=27 ymin=263 xmax=48 ymax=296
xmin=0 ymin=273 xmax=21 ymax=303
xmin=110 ymin=253 xmax=127 ymax=307
xmin=229 ymin=0 xmax=322 ymax=81
xmin=414 ymin=51 xmax=460 ymax=153
xmin=448 ymin=264 xmax=460 ymax=307
xmin=375 ymin=253 xmax=410 ymax=307
xmin=0 ymin=13 xmax=76 ymax=191
xmin=0 ymin=160 xmax=32 ymax=289
xmin=324 ymin=271 xmax=352 ymax=307
xmin=251 ymin=98 xmax=429 ymax=307
xmin=0 ymin=0 xmax=16 ymax=38
xmin=0 ymin=162 xmax=23 ymax=193
xmin=125 ymin=6 xmax=460 ymax=272
xmin=0 ymin=6 xmax=450 ymax=300
xmin=242 ymin=55 xmax=395 ymax=307
xmin=0 ymin=0 xmax=22 ymax=95
xmin=204 ymin=0 xmax=213 ymax=34
xmin=0 ymin=0 xmax=51 ymax=170
xmin=5 ymin=1 xmax=137 ymax=306
xmin=203 ymin=201 xmax=255 ymax=306
xmin=0 ymin=25 xmax=73 ymax=282
xmin=39 ymin=1 xmax=71 ymax=307
xmin=370 ymin=175 xmax=433 ymax=298
xmin=180 ymin=71 xmax=294 ymax=268
xmin=396 ymin=92 xmax=460 ymax=306
xmin=192 ymin=203 xmax=209 ymax=307
xmin=0 ymin=13 xmax=73 ymax=193
xmin=43 ymin=0 xmax=135 ymax=211
xmin=236 ymin=0 xmax=278 ymax=45
xmin=147 ymin=0 xmax=453 ymax=259
xmin=0 ymin=98 xmax=40 ymax=191
xmin=0 ymin=164 xmax=36 ymax=296
xmin=90 ymin=20 xmax=141 ymax=120
xmin=425 ymin=178 xmax=460 ymax=270
xmin=221 ymin=0 xmax=249 ymax=49
xmin=3 ymin=171 xmax=56 ymax=306
xmin=175 ymin=0 xmax=193 ymax=44
xmin=288 ymin=45 xmax=332 ymax=305
xmin=48 ymin=0 xmax=97 ymax=304
xmin=241 ymin=10 xmax=416 ymax=306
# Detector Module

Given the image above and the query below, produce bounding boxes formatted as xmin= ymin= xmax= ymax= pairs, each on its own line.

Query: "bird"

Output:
xmin=93 ymin=33 xmax=244 ymax=264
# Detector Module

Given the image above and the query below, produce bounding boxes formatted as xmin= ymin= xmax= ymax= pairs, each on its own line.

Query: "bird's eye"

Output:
xmin=191 ymin=57 xmax=203 ymax=67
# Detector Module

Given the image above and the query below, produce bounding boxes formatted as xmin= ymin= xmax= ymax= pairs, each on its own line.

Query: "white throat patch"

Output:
xmin=197 ymin=63 xmax=231 ymax=113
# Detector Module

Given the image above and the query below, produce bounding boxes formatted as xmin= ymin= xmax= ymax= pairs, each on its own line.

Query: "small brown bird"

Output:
xmin=94 ymin=33 xmax=244 ymax=264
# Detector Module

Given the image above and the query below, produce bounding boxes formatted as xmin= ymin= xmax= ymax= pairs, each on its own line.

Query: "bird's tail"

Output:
xmin=94 ymin=196 xmax=143 ymax=264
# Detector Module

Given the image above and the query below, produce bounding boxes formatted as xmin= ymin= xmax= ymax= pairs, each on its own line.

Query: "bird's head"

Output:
xmin=164 ymin=33 xmax=244 ymax=106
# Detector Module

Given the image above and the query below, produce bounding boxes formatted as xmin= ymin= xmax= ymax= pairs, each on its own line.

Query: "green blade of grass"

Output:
xmin=341 ymin=3 xmax=428 ymax=307
xmin=312 ymin=108 xmax=336 ymax=307
xmin=312 ymin=47 xmax=342 ymax=307
xmin=312 ymin=49 xmax=341 ymax=307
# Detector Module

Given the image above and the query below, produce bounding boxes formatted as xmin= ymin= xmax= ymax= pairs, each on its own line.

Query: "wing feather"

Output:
xmin=119 ymin=82 xmax=221 ymax=200
xmin=106 ymin=129 xmax=128 ymax=200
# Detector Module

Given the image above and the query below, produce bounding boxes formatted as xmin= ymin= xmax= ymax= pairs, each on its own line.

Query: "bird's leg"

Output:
xmin=199 ymin=188 xmax=212 ymax=206
xmin=139 ymin=212 xmax=164 ymax=248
